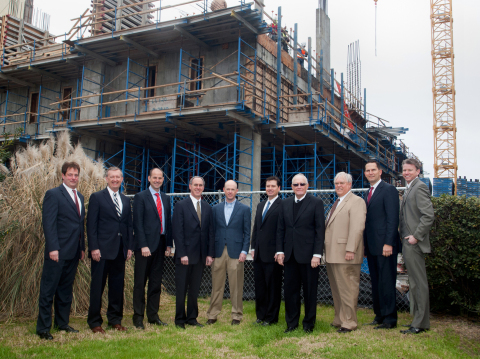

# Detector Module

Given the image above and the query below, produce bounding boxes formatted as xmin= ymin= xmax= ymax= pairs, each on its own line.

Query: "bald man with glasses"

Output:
xmin=276 ymin=174 xmax=325 ymax=334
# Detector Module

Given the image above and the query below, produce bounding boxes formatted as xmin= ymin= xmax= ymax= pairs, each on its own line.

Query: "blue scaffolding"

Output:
xmin=1 ymin=89 xmax=29 ymax=133
xmin=79 ymin=65 xmax=105 ymax=122
xmin=35 ymin=84 xmax=62 ymax=137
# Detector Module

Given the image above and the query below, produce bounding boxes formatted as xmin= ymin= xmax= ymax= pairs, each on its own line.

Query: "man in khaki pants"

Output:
xmin=325 ymin=172 xmax=366 ymax=333
xmin=206 ymin=180 xmax=251 ymax=325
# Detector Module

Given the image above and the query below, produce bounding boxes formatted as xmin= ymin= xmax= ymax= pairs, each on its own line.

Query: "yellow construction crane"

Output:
xmin=430 ymin=0 xmax=458 ymax=194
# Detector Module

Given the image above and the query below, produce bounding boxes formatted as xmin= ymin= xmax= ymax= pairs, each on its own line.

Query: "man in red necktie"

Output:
xmin=36 ymin=162 xmax=85 ymax=340
xmin=132 ymin=168 xmax=172 ymax=329
xmin=363 ymin=159 xmax=400 ymax=330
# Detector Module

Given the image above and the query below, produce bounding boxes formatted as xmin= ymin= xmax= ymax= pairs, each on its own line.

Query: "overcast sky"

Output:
xmin=35 ymin=0 xmax=479 ymax=180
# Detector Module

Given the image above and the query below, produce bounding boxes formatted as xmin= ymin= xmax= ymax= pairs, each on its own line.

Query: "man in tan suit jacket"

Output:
xmin=325 ymin=172 xmax=366 ymax=333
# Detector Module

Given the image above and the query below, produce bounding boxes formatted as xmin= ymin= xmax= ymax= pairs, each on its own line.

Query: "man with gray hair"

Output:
xmin=324 ymin=172 xmax=366 ymax=332
xmin=172 ymin=176 xmax=215 ymax=328
xmin=276 ymin=173 xmax=325 ymax=333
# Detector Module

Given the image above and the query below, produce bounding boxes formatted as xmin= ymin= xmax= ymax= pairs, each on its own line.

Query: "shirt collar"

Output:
xmin=338 ymin=190 xmax=351 ymax=202
xmin=267 ymin=195 xmax=279 ymax=204
xmin=371 ymin=179 xmax=382 ymax=190
xmin=107 ymin=186 xmax=119 ymax=196
xmin=149 ymin=185 xmax=161 ymax=196
xmin=63 ymin=182 xmax=76 ymax=194
xmin=406 ymin=177 xmax=418 ymax=189
xmin=190 ymin=194 xmax=201 ymax=204
xmin=225 ymin=199 xmax=236 ymax=206
xmin=295 ymin=193 xmax=307 ymax=203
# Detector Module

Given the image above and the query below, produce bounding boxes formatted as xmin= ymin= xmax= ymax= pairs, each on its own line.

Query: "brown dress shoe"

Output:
xmin=206 ymin=319 xmax=217 ymax=325
xmin=109 ymin=324 xmax=127 ymax=331
xmin=91 ymin=326 xmax=106 ymax=334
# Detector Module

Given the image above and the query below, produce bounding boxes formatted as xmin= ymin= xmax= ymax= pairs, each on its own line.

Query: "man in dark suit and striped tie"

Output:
xmin=132 ymin=168 xmax=173 ymax=329
xmin=87 ymin=167 xmax=134 ymax=333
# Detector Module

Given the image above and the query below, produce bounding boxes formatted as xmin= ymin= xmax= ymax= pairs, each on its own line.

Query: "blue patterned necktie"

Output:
xmin=262 ymin=201 xmax=271 ymax=222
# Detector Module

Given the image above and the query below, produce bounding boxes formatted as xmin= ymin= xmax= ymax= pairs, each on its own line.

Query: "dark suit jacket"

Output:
xmin=276 ymin=194 xmax=325 ymax=264
xmin=133 ymin=189 xmax=173 ymax=252
xmin=251 ymin=198 xmax=282 ymax=263
xmin=212 ymin=201 xmax=251 ymax=259
xmin=42 ymin=184 xmax=85 ymax=260
xmin=364 ymin=181 xmax=401 ymax=256
xmin=87 ymin=188 xmax=134 ymax=260
xmin=172 ymin=197 xmax=215 ymax=265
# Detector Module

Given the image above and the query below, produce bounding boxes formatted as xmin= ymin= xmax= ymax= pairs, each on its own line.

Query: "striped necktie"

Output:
xmin=262 ymin=201 xmax=271 ymax=222
xmin=113 ymin=192 xmax=121 ymax=217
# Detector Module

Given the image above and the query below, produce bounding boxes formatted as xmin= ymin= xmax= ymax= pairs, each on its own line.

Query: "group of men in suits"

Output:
xmin=36 ymin=157 xmax=434 ymax=340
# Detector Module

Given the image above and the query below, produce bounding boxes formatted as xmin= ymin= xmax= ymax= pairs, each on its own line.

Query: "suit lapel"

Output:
xmin=103 ymin=188 xmax=119 ymax=217
xmin=59 ymin=184 xmax=80 ymax=217
xmin=227 ymin=201 xmax=240 ymax=226
xmin=187 ymin=197 xmax=201 ymax=225
xmin=367 ymin=181 xmax=383 ymax=208
xmin=327 ymin=192 xmax=351 ymax=227
xmin=146 ymin=190 xmax=161 ymax=222
xmin=294 ymin=194 xmax=310 ymax=224
xmin=261 ymin=199 xmax=279 ymax=225
xmin=120 ymin=193 xmax=130 ymax=219
xmin=401 ymin=178 xmax=418 ymax=210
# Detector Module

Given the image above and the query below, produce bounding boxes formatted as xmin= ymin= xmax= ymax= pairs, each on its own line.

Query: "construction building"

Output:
xmin=0 ymin=0 xmax=420 ymax=194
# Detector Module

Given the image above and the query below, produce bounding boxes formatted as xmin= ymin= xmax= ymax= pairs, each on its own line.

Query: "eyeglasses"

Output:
xmin=292 ymin=183 xmax=307 ymax=187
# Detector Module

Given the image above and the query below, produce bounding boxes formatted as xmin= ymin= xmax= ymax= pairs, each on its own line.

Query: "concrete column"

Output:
xmin=316 ymin=6 xmax=330 ymax=77
xmin=238 ymin=126 xmax=261 ymax=192
xmin=79 ymin=61 xmax=106 ymax=121
xmin=255 ymin=0 xmax=265 ymax=21
xmin=141 ymin=0 xmax=148 ymax=25
xmin=116 ymin=0 xmax=123 ymax=32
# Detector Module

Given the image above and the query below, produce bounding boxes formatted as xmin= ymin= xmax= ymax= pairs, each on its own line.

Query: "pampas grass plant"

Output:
xmin=0 ymin=132 xmax=136 ymax=320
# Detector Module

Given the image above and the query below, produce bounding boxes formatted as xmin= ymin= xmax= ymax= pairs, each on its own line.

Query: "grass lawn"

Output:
xmin=0 ymin=296 xmax=479 ymax=359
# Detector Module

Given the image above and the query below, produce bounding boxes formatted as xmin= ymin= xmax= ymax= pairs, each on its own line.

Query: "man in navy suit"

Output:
xmin=172 ymin=176 xmax=215 ymax=329
xmin=206 ymin=180 xmax=251 ymax=325
xmin=250 ymin=176 xmax=283 ymax=326
xmin=87 ymin=167 xmax=134 ymax=333
xmin=276 ymin=173 xmax=325 ymax=334
xmin=132 ymin=168 xmax=172 ymax=329
xmin=36 ymin=161 xmax=85 ymax=340
xmin=363 ymin=159 xmax=400 ymax=329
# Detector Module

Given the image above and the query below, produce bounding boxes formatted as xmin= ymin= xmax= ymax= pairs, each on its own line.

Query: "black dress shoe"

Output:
xmin=303 ymin=327 xmax=313 ymax=333
xmin=337 ymin=327 xmax=353 ymax=333
xmin=37 ymin=331 xmax=53 ymax=340
xmin=148 ymin=319 xmax=168 ymax=326
xmin=400 ymin=327 xmax=427 ymax=334
xmin=57 ymin=325 xmax=79 ymax=333
xmin=134 ymin=321 xmax=145 ymax=330
xmin=187 ymin=321 xmax=204 ymax=328
xmin=231 ymin=320 xmax=240 ymax=325
xmin=261 ymin=321 xmax=277 ymax=326
xmin=374 ymin=323 xmax=397 ymax=330
xmin=253 ymin=319 xmax=263 ymax=324
xmin=206 ymin=319 xmax=217 ymax=325
xmin=365 ymin=320 xmax=381 ymax=325
xmin=175 ymin=323 xmax=186 ymax=329
xmin=284 ymin=326 xmax=298 ymax=333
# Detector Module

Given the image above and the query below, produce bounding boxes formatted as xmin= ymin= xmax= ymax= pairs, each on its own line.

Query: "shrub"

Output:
xmin=427 ymin=195 xmax=480 ymax=315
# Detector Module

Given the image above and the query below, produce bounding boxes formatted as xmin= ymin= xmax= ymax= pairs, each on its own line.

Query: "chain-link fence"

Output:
xmin=132 ymin=188 xmax=410 ymax=311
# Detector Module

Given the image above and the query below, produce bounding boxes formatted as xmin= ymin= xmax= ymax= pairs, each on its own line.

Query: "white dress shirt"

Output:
xmin=107 ymin=186 xmax=123 ymax=213
xmin=190 ymin=194 xmax=201 ymax=209
xmin=368 ymin=179 xmax=382 ymax=197
xmin=63 ymin=183 xmax=82 ymax=211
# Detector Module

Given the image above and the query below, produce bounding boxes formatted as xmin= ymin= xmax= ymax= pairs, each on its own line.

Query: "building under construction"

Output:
xmin=0 ymin=0 xmax=420 ymax=194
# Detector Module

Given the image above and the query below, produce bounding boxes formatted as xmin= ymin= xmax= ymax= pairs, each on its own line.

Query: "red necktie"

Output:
xmin=72 ymin=190 xmax=80 ymax=217
xmin=154 ymin=193 xmax=164 ymax=233
xmin=367 ymin=187 xmax=374 ymax=204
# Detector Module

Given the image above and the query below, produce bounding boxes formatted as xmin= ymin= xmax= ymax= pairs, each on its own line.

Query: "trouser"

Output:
xmin=36 ymin=246 xmax=80 ymax=333
xmin=175 ymin=260 xmax=205 ymax=325
xmin=132 ymin=238 xmax=166 ymax=323
xmin=254 ymin=260 xmax=282 ymax=323
xmin=283 ymin=255 xmax=319 ymax=329
xmin=207 ymin=246 xmax=244 ymax=321
xmin=87 ymin=242 xmax=125 ymax=328
xmin=402 ymin=239 xmax=430 ymax=329
xmin=326 ymin=262 xmax=361 ymax=330
xmin=367 ymin=253 xmax=398 ymax=325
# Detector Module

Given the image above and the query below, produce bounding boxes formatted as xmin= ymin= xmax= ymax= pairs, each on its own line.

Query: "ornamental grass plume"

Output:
xmin=0 ymin=132 xmax=138 ymax=320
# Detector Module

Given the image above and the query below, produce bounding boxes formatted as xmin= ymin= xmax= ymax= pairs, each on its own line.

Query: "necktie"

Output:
xmin=196 ymin=200 xmax=202 ymax=227
xmin=367 ymin=187 xmax=374 ymax=204
xmin=113 ymin=192 xmax=121 ymax=217
xmin=154 ymin=193 xmax=164 ymax=233
xmin=326 ymin=199 xmax=339 ymax=225
xmin=72 ymin=189 xmax=80 ymax=217
xmin=262 ymin=201 xmax=271 ymax=222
